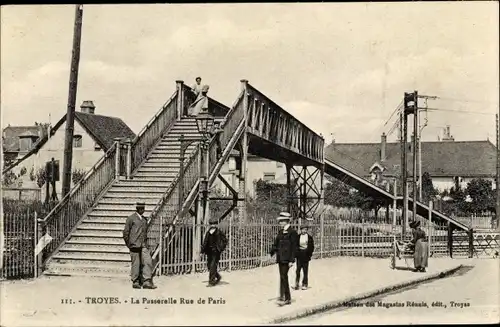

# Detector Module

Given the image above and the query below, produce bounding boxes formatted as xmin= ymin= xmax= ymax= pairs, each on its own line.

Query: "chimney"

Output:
xmin=442 ymin=125 xmax=455 ymax=142
xmin=80 ymin=100 xmax=96 ymax=114
xmin=380 ymin=133 xmax=387 ymax=161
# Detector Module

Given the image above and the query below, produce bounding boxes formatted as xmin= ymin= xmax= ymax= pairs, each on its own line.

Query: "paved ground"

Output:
xmin=291 ymin=259 xmax=499 ymax=325
xmin=1 ymin=257 xmax=463 ymax=326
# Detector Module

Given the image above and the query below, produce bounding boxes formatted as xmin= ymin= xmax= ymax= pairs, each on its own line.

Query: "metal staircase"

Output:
xmin=44 ymin=118 xmax=202 ymax=277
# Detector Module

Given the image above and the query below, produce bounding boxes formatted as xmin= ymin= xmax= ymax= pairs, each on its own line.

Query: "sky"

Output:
xmin=1 ymin=2 xmax=499 ymax=144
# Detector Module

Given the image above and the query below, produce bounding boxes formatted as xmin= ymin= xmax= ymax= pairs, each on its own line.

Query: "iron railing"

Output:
xmin=1 ymin=210 xmax=36 ymax=279
xmin=130 ymin=90 xmax=179 ymax=173
xmin=158 ymin=209 xmax=473 ymax=275
xmin=208 ymin=90 xmax=246 ymax=176
xmin=147 ymin=147 xmax=201 ymax=253
xmin=40 ymin=144 xmax=117 ymax=266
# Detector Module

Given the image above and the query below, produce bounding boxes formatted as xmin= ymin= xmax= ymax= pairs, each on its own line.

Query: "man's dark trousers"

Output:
xmin=296 ymin=250 xmax=310 ymax=287
xmin=279 ymin=263 xmax=291 ymax=301
xmin=207 ymin=251 xmax=221 ymax=284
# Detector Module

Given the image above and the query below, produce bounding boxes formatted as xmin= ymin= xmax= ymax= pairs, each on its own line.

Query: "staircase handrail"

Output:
xmin=39 ymin=142 xmax=119 ymax=265
xmin=129 ymin=90 xmax=179 ymax=173
xmin=41 ymin=143 xmax=118 ymax=222
xmin=147 ymin=145 xmax=201 ymax=255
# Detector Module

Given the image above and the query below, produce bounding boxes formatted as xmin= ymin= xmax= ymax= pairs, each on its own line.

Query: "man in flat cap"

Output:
xmin=122 ymin=202 xmax=156 ymax=289
xmin=270 ymin=212 xmax=299 ymax=306
xmin=201 ymin=218 xmax=228 ymax=286
xmin=295 ymin=225 xmax=315 ymax=290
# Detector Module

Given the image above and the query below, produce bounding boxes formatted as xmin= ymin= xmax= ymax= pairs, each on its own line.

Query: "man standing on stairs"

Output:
xmin=201 ymin=218 xmax=228 ymax=286
xmin=122 ymin=202 xmax=157 ymax=289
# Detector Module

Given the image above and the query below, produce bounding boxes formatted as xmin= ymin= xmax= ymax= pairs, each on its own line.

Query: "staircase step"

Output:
xmin=134 ymin=167 xmax=180 ymax=179
xmin=132 ymin=175 xmax=177 ymax=181
xmin=60 ymin=244 xmax=129 ymax=254
xmin=56 ymin=250 xmax=130 ymax=260
xmin=99 ymin=198 xmax=160 ymax=205
xmin=81 ymin=218 xmax=127 ymax=225
xmin=80 ymin=222 xmax=126 ymax=229
xmin=72 ymin=229 xmax=123 ymax=237
xmin=115 ymin=180 xmax=172 ymax=187
xmin=69 ymin=234 xmax=124 ymax=243
xmin=108 ymin=185 xmax=167 ymax=193
xmin=44 ymin=264 xmax=130 ymax=278
xmin=51 ymin=253 xmax=130 ymax=264
xmin=66 ymin=238 xmax=125 ymax=246
xmin=88 ymin=211 xmax=151 ymax=218
xmin=78 ymin=224 xmax=124 ymax=232
xmin=141 ymin=162 xmax=181 ymax=168
xmin=93 ymin=203 xmax=155 ymax=211
xmin=103 ymin=192 xmax=164 ymax=199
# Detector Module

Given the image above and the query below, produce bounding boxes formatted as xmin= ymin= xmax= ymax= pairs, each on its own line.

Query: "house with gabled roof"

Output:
xmin=2 ymin=124 xmax=49 ymax=163
xmin=325 ymin=127 xmax=497 ymax=192
xmin=5 ymin=100 xmax=135 ymax=197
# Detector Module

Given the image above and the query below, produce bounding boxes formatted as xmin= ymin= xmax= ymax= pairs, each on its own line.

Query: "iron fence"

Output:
xmin=156 ymin=208 xmax=475 ymax=276
xmin=1 ymin=211 xmax=36 ymax=280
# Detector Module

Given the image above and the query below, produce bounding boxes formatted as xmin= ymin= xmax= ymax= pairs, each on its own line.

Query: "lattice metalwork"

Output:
xmin=287 ymin=165 xmax=324 ymax=222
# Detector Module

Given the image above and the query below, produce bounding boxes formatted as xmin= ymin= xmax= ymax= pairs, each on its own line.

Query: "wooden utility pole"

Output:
xmin=61 ymin=5 xmax=84 ymax=198
xmin=496 ymin=113 xmax=499 ymax=228
xmin=401 ymin=109 xmax=408 ymax=236
xmin=412 ymin=91 xmax=419 ymax=223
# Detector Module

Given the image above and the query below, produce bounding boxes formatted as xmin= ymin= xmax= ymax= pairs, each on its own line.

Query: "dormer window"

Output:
xmin=73 ymin=135 xmax=82 ymax=148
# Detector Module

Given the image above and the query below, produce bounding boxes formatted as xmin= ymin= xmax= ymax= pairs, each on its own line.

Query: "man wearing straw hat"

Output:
xmin=269 ymin=212 xmax=299 ymax=306
xmin=201 ymin=218 xmax=228 ymax=286
xmin=122 ymin=202 xmax=156 ymax=289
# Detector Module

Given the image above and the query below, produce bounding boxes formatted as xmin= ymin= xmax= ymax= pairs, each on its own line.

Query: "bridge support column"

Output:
xmin=237 ymin=79 xmax=249 ymax=223
xmin=286 ymin=164 xmax=323 ymax=223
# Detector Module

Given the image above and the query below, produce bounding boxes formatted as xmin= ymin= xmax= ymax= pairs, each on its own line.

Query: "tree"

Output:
xmin=466 ymin=178 xmax=494 ymax=213
xmin=324 ymin=176 xmax=355 ymax=207
xmin=421 ymin=172 xmax=437 ymax=203
xmin=324 ymin=176 xmax=388 ymax=218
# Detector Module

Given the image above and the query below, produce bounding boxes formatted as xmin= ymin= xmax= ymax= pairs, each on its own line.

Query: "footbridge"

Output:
xmin=33 ymin=79 xmax=470 ymax=277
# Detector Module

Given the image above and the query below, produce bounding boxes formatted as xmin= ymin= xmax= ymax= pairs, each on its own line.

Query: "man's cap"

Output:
xmin=196 ymin=76 xmax=202 ymax=80
xmin=208 ymin=218 xmax=219 ymax=225
xmin=276 ymin=212 xmax=292 ymax=221
xmin=300 ymin=225 xmax=309 ymax=230
xmin=136 ymin=201 xmax=146 ymax=208
xmin=201 ymin=85 xmax=210 ymax=92
xmin=409 ymin=220 xmax=420 ymax=229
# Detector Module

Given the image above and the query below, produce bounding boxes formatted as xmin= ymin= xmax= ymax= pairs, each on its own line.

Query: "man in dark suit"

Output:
xmin=270 ymin=212 xmax=299 ymax=306
xmin=122 ymin=202 xmax=156 ymax=289
xmin=295 ymin=225 xmax=315 ymax=290
xmin=201 ymin=218 xmax=228 ymax=286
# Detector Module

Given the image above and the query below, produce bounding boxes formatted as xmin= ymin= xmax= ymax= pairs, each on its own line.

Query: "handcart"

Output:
xmin=390 ymin=240 xmax=414 ymax=269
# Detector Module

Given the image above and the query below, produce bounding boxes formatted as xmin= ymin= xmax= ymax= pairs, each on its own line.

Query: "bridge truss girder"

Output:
xmin=286 ymin=164 xmax=324 ymax=223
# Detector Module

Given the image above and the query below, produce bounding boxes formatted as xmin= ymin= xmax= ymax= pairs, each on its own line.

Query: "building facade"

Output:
xmin=4 ymin=101 xmax=135 ymax=198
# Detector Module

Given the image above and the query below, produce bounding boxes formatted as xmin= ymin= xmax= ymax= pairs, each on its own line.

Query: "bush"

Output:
xmin=2 ymin=199 xmax=56 ymax=218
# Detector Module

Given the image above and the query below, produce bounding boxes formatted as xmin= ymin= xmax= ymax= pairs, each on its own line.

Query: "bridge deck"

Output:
xmin=244 ymin=83 xmax=324 ymax=168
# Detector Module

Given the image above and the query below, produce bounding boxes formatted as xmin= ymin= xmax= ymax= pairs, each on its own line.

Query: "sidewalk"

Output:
xmin=1 ymin=257 xmax=463 ymax=326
